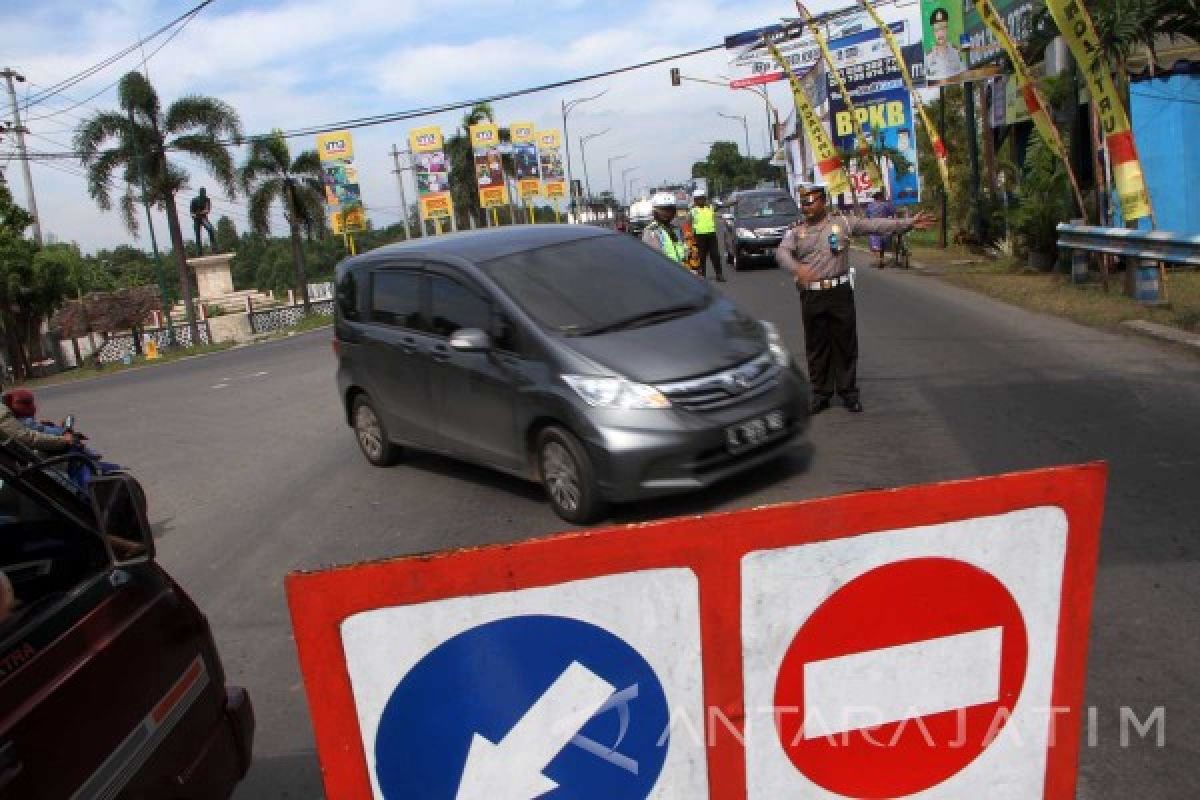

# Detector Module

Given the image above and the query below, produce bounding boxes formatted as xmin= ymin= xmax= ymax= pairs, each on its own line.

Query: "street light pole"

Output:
xmin=620 ymin=166 xmax=638 ymax=206
xmin=717 ymin=112 xmax=751 ymax=158
xmin=2 ymin=68 xmax=42 ymax=244
xmin=579 ymin=129 xmax=608 ymax=210
xmin=607 ymin=153 xmax=629 ymax=198
xmin=561 ymin=89 xmax=608 ymax=217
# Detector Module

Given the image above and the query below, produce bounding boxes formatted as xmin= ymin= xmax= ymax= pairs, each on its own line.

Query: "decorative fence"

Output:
xmin=248 ymin=299 xmax=334 ymax=334
xmin=95 ymin=320 xmax=213 ymax=364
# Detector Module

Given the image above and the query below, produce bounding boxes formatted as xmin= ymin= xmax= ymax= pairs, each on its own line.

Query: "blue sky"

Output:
xmin=1 ymin=0 xmax=853 ymax=252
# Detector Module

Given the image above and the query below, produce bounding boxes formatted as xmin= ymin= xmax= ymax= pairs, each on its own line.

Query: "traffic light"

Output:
xmin=670 ymin=67 xmax=681 ymax=87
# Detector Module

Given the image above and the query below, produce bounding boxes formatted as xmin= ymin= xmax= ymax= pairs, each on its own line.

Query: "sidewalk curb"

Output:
xmin=1122 ymin=320 xmax=1200 ymax=350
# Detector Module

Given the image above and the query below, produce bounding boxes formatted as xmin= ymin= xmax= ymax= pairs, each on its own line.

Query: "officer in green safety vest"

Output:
xmin=641 ymin=193 xmax=689 ymax=266
xmin=688 ymin=188 xmax=725 ymax=281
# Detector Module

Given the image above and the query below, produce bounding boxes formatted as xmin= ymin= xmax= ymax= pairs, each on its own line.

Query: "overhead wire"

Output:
xmin=19 ymin=0 xmax=216 ymax=111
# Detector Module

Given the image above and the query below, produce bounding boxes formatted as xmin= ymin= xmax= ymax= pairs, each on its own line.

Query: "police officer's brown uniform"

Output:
xmin=777 ymin=184 xmax=919 ymax=413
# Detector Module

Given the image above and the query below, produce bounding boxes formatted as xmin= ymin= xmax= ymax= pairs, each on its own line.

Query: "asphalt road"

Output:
xmin=36 ymin=254 xmax=1199 ymax=798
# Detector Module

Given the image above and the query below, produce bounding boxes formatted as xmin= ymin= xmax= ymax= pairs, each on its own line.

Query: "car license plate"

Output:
xmin=726 ymin=410 xmax=786 ymax=452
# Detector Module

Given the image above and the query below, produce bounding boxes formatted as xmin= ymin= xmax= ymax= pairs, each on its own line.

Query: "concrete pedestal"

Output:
xmin=188 ymin=253 xmax=235 ymax=299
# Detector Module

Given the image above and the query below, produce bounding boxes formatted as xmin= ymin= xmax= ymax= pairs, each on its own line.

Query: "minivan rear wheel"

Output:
xmin=353 ymin=395 xmax=400 ymax=467
xmin=537 ymin=426 xmax=605 ymax=524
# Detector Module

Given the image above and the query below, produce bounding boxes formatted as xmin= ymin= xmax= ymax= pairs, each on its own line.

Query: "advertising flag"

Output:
xmin=766 ymin=41 xmax=850 ymax=196
xmin=510 ymin=121 xmax=542 ymax=200
xmin=537 ymin=130 xmax=566 ymax=199
xmin=971 ymin=0 xmax=1085 ymax=215
xmin=408 ymin=125 xmax=454 ymax=221
xmin=1045 ymin=0 xmax=1151 ymax=220
xmin=799 ymin=3 xmax=883 ymax=192
xmin=316 ymin=130 xmax=366 ymax=232
xmin=469 ymin=123 xmax=508 ymax=209
xmin=859 ymin=0 xmax=950 ymax=193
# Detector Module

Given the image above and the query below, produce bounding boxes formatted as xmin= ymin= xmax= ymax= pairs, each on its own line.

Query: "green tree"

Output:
xmin=240 ymin=130 xmax=325 ymax=312
xmin=75 ymin=71 xmax=243 ymax=346
xmin=215 ymin=215 xmax=239 ymax=254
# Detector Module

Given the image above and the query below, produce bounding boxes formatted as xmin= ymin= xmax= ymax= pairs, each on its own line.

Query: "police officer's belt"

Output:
xmin=799 ymin=273 xmax=851 ymax=291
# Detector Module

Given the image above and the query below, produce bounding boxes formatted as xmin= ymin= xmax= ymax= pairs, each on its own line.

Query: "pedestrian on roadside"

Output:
xmin=777 ymin=182 xmax=936 ymax=414
xmin=641 ymin=193 xmax=689 ymax=266
xmin=865 ymin=189 xmax=896 ymax=269
xmin=688 ymin=189 xmax=725 ymax=282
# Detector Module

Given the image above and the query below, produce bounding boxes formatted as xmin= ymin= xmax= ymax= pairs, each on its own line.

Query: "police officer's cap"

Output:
xmin=797 ymin=181 xmax=828 ymax=197
xmin=929 ymin=6 xmax=950 ymax=24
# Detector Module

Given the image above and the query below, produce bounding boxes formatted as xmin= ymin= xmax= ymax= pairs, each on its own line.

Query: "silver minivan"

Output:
xmin=334 ymin=225 xmax=808 ymax=523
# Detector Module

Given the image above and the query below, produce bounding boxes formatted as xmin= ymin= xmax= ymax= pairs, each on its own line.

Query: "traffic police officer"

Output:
xmin=642 ymin=193 xmax=689 ymax=264
xmin=689 ymin=188 xmax=725 ymax=281
xmin=776 ymin=182 xmax=936 ymax=414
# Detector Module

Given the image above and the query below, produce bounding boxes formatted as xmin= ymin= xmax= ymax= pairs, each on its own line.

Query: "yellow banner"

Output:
xmin=518 ymin=179 xmax=541 ymax=199
xmin=803 ymin=15 xmax=883 ymax=191
xmin=408 ymin=125 xmax=443 ymax=154
xmin=545 ymin=181 xmax=566 ymax=199
xmin=330 ymin=207 xmax=366 ymax=234
xmin=1045 ymin=0 xmax=1151 ymax=220
xmin=971 ymin=0 xmax=1069 ymax=166
xmin=537 ymin=130 xmax=561 ymax=150
xmin=420 ymin=194 xmax=453 ymax=220
xmin=470 ymin=123 xmax=509 ymax=208
xmin=510 ymin=121 xmax=537 ymax=144
xmin=767 ymin=42 xmax=850 ymax=197
xmin=316 ymin=130 xmax=354 ymax=162
xmin=859 ymin=0 xmax=950 ymax=192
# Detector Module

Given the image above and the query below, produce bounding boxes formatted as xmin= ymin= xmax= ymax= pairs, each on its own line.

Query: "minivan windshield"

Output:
xmin=736 ymin=194 xmax=798 ymax=219
xmin=480 ymin=235 xmax=711 ymax=336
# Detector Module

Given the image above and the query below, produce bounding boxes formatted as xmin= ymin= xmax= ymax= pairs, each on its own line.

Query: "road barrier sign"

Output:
xmin=287 ymin=464 xmax=1104 ymax=799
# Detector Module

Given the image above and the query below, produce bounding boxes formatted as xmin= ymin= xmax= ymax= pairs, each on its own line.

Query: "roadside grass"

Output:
xmin=905 ymin=239 xmax=1200 ymax=334
xmin=16 ymin=341 xmax=237 ymax=389
xmin=286 ymin=313 xmax=333 ymax=334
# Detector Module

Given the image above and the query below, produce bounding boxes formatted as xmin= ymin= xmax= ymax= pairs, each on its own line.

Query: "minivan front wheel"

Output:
xmin=353 ymin=395 xmax=400 ymax=467
xmin=537 ymin=427 xmax=605 ymax=524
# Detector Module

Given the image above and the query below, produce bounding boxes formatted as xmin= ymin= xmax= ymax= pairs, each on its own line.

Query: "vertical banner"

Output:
xmin=767 ymin=41 xmax=850 ymax=196
xmin=860 ymin=0 xmax=950 ymax=193
xmin=971 ymin=0 xmax=1086 ymax=216
xmin=316 ymin=130 xmax=366 ymax=233
xmin=408 ymin=125 xmax=454 ymax=222
xmin=469 ymin=123 xmax=508 ymax=209
xmin=510 ymin=121 xmax=542 ymax=202
xmin=1045 ymin=0 xmax=1151 ymax=220
xmin=799 ymin=3 xmax=882 ymax=192
xmin=537 ymin=130 xmax=566 ymax=200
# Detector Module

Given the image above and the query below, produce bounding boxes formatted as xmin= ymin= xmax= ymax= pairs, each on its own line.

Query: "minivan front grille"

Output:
xmin=656 ymin=353 xmax=780 ymax=412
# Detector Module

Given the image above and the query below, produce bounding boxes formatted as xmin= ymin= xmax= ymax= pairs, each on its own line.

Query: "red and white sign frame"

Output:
xmin=286 ymin=463 xmax=1105 ymax=799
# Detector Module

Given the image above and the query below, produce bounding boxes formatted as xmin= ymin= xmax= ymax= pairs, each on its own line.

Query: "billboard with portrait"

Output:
xmin=510 ymin=121 xmax=542 ymax=200
xmin=316 ymin=130 xmax=367 ymax=232
xmin=408 ymin=125 xmax=453 ymax=220
xmin=537 ymin=129 xmax=565 ymax=198
xmin=469 ymin=123 xmax=508 ymax=208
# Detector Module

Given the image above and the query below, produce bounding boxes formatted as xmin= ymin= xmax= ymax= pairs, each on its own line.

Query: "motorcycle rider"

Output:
xmin=0 ymin=390 xmax=76 ymax=453
xmin=641 ymin=192 xmax=689 ymax=265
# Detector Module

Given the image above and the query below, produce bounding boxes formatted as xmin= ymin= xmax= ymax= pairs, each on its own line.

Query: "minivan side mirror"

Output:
xmin=449 ymin=328 xmax=492 ymax=352
xmin=88 ymin=473 xmax=154 ymax=562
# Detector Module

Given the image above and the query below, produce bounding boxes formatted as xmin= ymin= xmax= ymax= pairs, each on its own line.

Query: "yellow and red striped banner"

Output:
xmin=858 ymin=0 xmax=950 ymax=192
xmin=1045 ymin=0 xmax=1151 ymax=220
xmin=799 ymin=4 xmax=883 ymax=192
xmin=766 ymin=41 xmax=851 ymax=197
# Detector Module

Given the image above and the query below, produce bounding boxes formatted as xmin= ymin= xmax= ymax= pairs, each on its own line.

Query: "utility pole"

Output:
xmin=127 ymin=107 xmax=176 ymax=346
xmin=963 ymin=82 xmax=986 ymax=244
xmin=389 ymin=144 xmax=414 ymax=240
xmin=579 ymin=129 xmax=608 ymax=213
xmin=607 ymin=153 xmax=629 ymax=199
xmin=562 ymin=89 xmax=608 ymax=218
xmin=2 ymin=68 xmax=42 ymax=244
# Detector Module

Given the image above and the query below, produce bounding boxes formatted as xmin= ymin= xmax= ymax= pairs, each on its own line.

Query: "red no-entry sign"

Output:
xmin=288 ymin=465 xmax=1104 ymax=800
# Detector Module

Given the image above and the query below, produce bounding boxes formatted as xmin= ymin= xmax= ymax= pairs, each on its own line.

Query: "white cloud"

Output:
xmin=3 ymin=0 xmax=865 ymax=252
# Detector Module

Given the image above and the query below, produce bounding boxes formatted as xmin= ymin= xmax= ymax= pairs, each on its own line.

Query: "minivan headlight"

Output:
xmin=562 ymin=375 xmax=672 ymax=409
xmin=736 ymin=227 xmax=756 ymax=239
xmin=761 ymin=320 xmax=791 ymax=367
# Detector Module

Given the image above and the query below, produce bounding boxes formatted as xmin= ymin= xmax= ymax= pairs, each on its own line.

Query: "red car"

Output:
xmin=0 ymin=440 xmax=253 ymax=798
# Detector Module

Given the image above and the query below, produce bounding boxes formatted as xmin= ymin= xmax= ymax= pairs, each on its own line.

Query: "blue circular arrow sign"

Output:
xmin=374 ymin=614 xmax=671 ymax=798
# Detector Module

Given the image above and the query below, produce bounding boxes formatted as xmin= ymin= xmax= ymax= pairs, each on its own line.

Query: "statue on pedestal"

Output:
xmin=190 ymin=188 xmax=217 ymax=255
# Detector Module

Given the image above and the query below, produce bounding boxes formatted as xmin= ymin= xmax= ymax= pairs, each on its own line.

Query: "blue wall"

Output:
xmin=1131 ymin=71 xmax=1200 ymax=234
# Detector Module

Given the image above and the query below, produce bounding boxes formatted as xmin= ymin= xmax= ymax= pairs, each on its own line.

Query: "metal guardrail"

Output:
xmin=1056 ymin=223 xmax=1200 ymax=266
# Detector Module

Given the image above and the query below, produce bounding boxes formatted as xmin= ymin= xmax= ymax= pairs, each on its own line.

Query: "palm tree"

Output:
xmin=75 ymin=71 xmax=242 ymax=346
xmin=240 ymin=130 xmax=325 ymax=313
